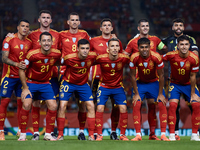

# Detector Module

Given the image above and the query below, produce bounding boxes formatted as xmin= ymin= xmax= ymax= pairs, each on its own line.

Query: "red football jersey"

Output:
xmin=90 ymin=36 xmax=123 ymax=80
xmin=95 ymin=53 xmax=129 ymax=88
xmin=125 ymin=35 xmax=162 ymax=54
xmin=2 ymin=33 xmax=32 ymax=78
xmin=130 ymin=51 xmax=164 ymax=83
xmin=162 ymin=51 xmax=199 ymax=85
xmin=24 ymin=48 xmax=61 ymax=83
xmin=62 ymin=52 xmax=97 ymax=85
xmin=60 ymin=29 xmax=90 ymax=56
xmin=28 ymin=28 xmax=60 ymax=49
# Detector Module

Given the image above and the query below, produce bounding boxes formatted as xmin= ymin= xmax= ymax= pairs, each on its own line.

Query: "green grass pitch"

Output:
xmin=0 ymin=136 xmax=199 ymax=150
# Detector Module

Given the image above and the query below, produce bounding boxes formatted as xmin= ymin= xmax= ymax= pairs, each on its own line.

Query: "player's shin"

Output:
xmin=111 ymin=106 xmax=120 ymax=132
xmin=20 ymin=108 xmax=30 ymax=133
xmin=148 ymin=103 xmax=156 ymax=135
xmin=158 ymin=102 xmax=167 ymax=133
xmin=168 ymin=102 xmax=178 ymax=133
xmin=120 ymin=112 xmax=128 ymax=135
xmin=95 ymin=112 xmax=103 ymax=134
xmin=17 ymin=98 xmax=23 ymax=130
xmin=0 ymin=98 xmax=10 ymax=130
xmin=78 ymin=111 xmax=87 ymax=130
xmin=57 ymin=118 xmax=65 ymax=136
xmin=132 ymin=101 xmax=141 ymax=133
xmin=87 ymin=117 xmax=95 ymax=136
xmin=31 ymin=105 xmax=40 ymax=132
xmin=191 ymin=102 xmax=200 ymax=134
xmin=46 ymin=109 xmax=57 ymax=133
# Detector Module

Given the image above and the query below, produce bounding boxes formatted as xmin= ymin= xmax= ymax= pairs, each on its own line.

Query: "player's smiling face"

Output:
xmin=108 ymin=41 xmax=120 ymax=57
xmin=172 ymin=22 xmax=184 ymax=36
xmin=68 ymin=15 xmax=80 ymax=29
xmin=17 ymin=21 xmax=30 ymax=36
xmin=39 ymin=35 xmax=53 ymax=52
xmin=138 ymin=22 xmax=149 ymax=35
xmin=38 ymin=13 xmax=52 ymax=28
xmin=178 ymin=40 xmax=190 ymax=55
xmin=138 ymin=43 xmax=150 ymax=58
xmin=100 ymin=21 xmax=113 ymax=35
xmin=77 ymin=44 xmax=90 ymax=59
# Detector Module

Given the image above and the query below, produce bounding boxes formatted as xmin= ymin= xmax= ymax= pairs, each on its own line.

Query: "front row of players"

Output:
xmin=1 ymin=30 xmax=200 ymax=141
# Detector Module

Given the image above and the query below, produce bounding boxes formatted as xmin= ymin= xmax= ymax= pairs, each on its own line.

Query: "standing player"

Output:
xmin=162 ymin=35 xmax=200 ymax=141
xmin=94 ymin=38 xmax=129 ymax=141
xmin=90 ymin=18 xmax=123 ymax=140
xmin=56 ymin=39 xmax=96 ymax=141
xmin=129 ymin=38 xmax=169 ymax=141
xmin=18 ymin=32 xmax=61 ymax=141
xmin=27 ymin=10 xmax=60 ymax=140
xmin=124 ymin=19 xmax=167 ymax=140
xmin=59 ymin=12 xmax=90 ymax=140
xmin=0 ymin=19 xmax=32 ymax=140
xmin=162 ymin=18 xmax=199 ymax=140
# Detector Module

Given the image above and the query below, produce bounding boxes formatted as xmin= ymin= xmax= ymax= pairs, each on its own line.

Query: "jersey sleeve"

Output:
xmin=125 ymin=40 xmax=133 ymax=54
xmin=129 ymin=54 xmax=137 ymax=69
xmin=119 ymin=40 xmax=123 ymax=53
xmin=188 ymin=36 xmax=199 ymax=52
xmin=2 ymin=37 xmax=11 ymax=52
xmin=191 ymin=55 xmax=199 ymax=73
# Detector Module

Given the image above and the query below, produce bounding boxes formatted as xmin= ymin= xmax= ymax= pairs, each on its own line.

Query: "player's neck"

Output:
xmin=102 ymin=33 xmax=111 ymax=39
xmin=69 ymin=28 xmax=79 ymax=34
xmin=41 ymin=48 xmax=51 ymax=55
xmin=140 ymin=33 xmax=148 ymax=38
xmin=179 ymin=51 xmax=189 ymax=58
xmin=109 ymin=54 xmax=118 ymax=61
xmin=40 ymin=26 xmax=50 ymax=32
xmin=77 ymin=53 xmax=87 ymax=60
xmin=174 ymin=33 xmax=183 ymax=37
xmin=17 ymin=32 xmax=26 ymax=40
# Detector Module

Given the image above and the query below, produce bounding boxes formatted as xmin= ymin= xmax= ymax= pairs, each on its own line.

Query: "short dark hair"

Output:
xmin=108 ymin=38 xmax=119 ymax=46
xmin=39 ymin=10 xmax=52 ymax=17
xmin=77 ymin=39 xmax=90 ymax=47
xmin=18 ymin=19 xmax=30 ymax=26
xmin=172 ymin=18 xmax=184 ymax=25
xmin=68 ymin=12 xmax=79 ymax=20
xmin=177 ymin=35 xmax=190 ymax=43
xmin=39 ymin=32 xmax=52 ymax=41
xmin=137 ymin=38 xmax=150 ymax=47
xmin=138 ymin=19 xmax=149 ymax=26
xmin=100 ymin=18 xmax=112 ymax=27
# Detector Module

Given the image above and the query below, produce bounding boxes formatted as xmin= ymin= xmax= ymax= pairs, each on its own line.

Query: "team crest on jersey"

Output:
xmin=185 ymin=61 xmax=190 ymax=70
xmin=25 ymin=45 xmax=28 ymax=51
xmin=72 ymin=37 xmax=76 ymax=43
xmin=87 ymin=60 xmax=91 ymax=67
xmin=81 ymin=62 xmax=85 ymax=67
xmin=20 ymin=44 xmax=23 ymax=50
xmin=111 ymin=63 xmax=115 ymax=68
xmin=4 ymin=43 xmax=9 ymax=49
xmin=44 ymin=59 xmax=49 ymax=64
xmin=117 ymin=62 xmax=122 ymax=70
xmin=150 ymin=41 xmax=154 ymax=49
xmin=143 ymin=62 xmax=148 ymax=68
xmin=180 ymin=62 xmax=184 ymax=67
xmin=149 ymin=60 xmax=154 ymax=69
xmin=50 ymin=58 xmax=54 ymax=65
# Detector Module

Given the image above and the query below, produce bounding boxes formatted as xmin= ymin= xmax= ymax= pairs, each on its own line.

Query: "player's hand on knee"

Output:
xmin=132 ymin=94 xmax=141 ymax=106
xmin=6 ymin=33 xmax=14 ymax=38
xmin=157 ymin=94 xmax=166 ymax=105
xmin=190 ymin=94 xmax=200 ymax=103
xmin=21 ymin=88 xmax=32 ymax=100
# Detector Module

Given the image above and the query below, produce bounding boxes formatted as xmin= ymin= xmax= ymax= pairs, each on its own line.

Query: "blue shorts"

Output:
xmin=26 ymin=83 xmax=56 ymax=100
xmin=97 ymin=86 xmax=127 ymax=105
xmin=168 ymin=82 xmax=200 ymax=102
xmin=50 ymin=77 xmax=59 ymax=98
xmin=0 ymin=77 xmax=22 ymax=98
xmin=132 ymin=80 xmax=165 ymax=102
xmin=59 ymin=80 xmax=93 ymax=102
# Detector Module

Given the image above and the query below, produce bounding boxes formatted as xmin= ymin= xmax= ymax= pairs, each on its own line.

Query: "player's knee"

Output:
xmin=86 ymin=101 xmax=95 ymax=111
xmin=23 ymin=102 xmax=32 ymax=110
xmin=96 ymin=105 xmax=104 ymax=112
xmin=119 ymin=105 xmax=127 ymax=113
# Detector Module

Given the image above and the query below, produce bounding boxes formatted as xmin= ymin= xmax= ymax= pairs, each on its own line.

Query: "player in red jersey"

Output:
xmin=125 ymin=19 xmax=167 ymax=140
xmin=162 ymin=35 xmax=200 ymax=141
xmin=90 ymin=18 xmax=123 ymax=140
xmin=59 ymin=12 xmax=91 ymax=140
xmin=18 ymin=32 xmax=61 ymax=141
xmin=94 ymin=38 xmax=129 ymax=141
xmin=27 ymin=10 xmax=60 ymax=140
xmin=0 ymin=19 xmax=32 ymax=140
xmin=130 ymin=38 xmax=169 ymax=141
xmin=56 ymin=39 xmax=96 ymax=141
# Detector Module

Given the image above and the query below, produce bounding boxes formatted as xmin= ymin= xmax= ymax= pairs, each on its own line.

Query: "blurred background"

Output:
xmin=0 ymin=0 xmax=200 ymax=114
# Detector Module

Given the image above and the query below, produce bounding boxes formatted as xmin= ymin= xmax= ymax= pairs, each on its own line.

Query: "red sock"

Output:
xmin=31 ymin=105 xmax=40 ymax=132
xmin=78 ymin=112 xmax=86 ymax=130
xmin=17 ymin=98 xmax=22 ymax=130
xmin=20 ymin=108 xmax=30 ymax=133
xmin=57 ymin=117 xmax=65 ymax=136
xmin=95 ymin=112 xmax=103 ymax=134
xmin=0 ymin=98 xmax=10 ymax=130
xmin=168 ymin=102 xmax=178 ymax=133
xmin=120 ymin=112 xmax=128 ymax=135
xmin=111 ymin=106 xmax=120 ymax=131
xmin=191 ymin=103 xmax=200 ymax=133
xmin=87 ymin=117 xmax=95 ymax=136
xmin=133 ymin=101 xmax=141 ymax=133
xmin=158 ymin=102 xmax=167 ymax=132
xmin=148 ymin=103 xmax=156 ymax=135
xmin=46 ymin=109 xmax=57 ymax=133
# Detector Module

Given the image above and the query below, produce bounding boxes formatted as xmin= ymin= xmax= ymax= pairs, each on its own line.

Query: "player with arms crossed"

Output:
xmin=94 ymin=38 xmax=129 ymax=141
xmin=18 ymin=32 xmax=61 ymax=141
xmin=129 ymin=38 xmax=169 ymax=141
xmin=57 ymin=39 xmax=96 ymax=141
xmin=0 ymin=19 xmax=32 ymax=140
xmin=162 ymin=35 xmax=200 ymax=141
xmin=90 ymin=18 xmax=123 ymax=140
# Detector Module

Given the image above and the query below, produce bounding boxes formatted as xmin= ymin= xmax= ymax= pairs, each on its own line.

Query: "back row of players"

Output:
xmin=0 ymin=10 xmax=200 ymax=141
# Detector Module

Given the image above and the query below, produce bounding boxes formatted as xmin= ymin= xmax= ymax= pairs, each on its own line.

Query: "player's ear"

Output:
xmin=100 ymin=26 xmax=102 ymax=32
xmin=67 ymin=20 xmax=69 ymax=25
xmin=137 ymin=26 xmax=140 ymax=32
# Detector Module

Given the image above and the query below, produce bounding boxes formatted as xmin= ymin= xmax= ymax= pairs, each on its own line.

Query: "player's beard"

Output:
xmin=174 ymin=29 xmax=183 ymax=36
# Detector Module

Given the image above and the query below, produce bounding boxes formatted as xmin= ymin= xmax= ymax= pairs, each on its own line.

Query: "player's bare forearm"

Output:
xmin=130 ymin=69 xmax=139 ymax=95
xmin=2 ymin=51 xmax=17 ymax=66
xmin=190 ymin=72 xmax=197 ymax=95
xmin=19 ymin=69 xmax=28 ymax=89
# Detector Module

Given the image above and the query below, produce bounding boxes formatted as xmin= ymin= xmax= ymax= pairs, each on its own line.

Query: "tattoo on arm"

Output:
xmin=2 ymin=51 xmax=16 ymax=66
